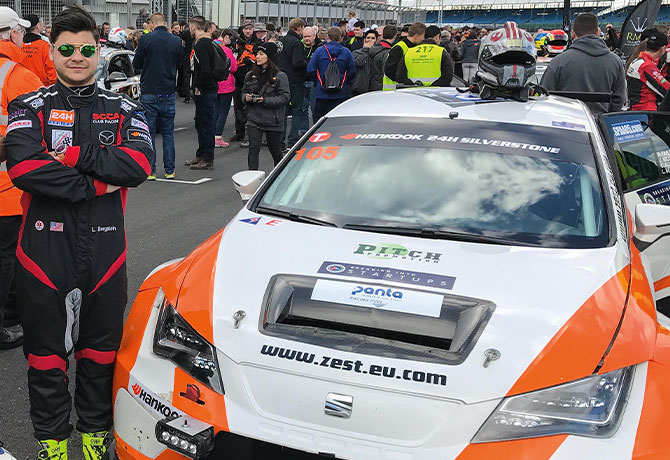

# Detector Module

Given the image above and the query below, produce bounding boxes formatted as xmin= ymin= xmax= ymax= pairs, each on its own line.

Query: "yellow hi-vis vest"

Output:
xmin=382 ymin=40 xmax=409 ymax=91
xmin=403 ymin=43 xmax=443 ymax=86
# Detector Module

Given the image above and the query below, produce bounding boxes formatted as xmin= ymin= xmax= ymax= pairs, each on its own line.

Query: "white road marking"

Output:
xmin=155 ymin=177 xmax=213 ymax=185
xmin=174 ymin=127 xmax=189 ymax=132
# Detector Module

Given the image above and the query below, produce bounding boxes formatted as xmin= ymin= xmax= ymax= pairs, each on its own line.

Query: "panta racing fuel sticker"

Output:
xmin=52 ymin=130 xmax=73 ymax=153
xmin=6 ymin=120 xmax=32 ymax=133
xmin=48 ymin=109 xmax=75 ymax=127
xmin=311 ymin=279 xmax=444 ymax=317
xmin=128 ymin=375 xmax=184 ymax=419
xmin=318 ymin=261 xmax=456 ymax=290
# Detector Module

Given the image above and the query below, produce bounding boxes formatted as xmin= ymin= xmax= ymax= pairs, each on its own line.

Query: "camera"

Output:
xmin=250 ymin=94 xmax=262 ymax=103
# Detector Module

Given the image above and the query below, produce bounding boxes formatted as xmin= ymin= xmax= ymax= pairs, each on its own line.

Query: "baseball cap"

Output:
xmin=24 ymin=14 xmax=39 ymax=30
xmin=242 ymin=20 xmax=253 ymax=29
xmin=0 ymin=7 xmax=30 ymax=30
xmin=644 ymin=28 xmax=668 ymax=50
xmin=253 ymin=22 xmax=266 ymax=32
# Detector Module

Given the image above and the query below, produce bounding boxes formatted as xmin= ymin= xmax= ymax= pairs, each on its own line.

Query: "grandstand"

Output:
xmin=421 ymin=0 xmax=670 ymax=30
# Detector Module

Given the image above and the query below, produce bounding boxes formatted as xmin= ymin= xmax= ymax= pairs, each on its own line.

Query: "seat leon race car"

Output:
xmin=112 ymin=88 xmax=670 ymax=460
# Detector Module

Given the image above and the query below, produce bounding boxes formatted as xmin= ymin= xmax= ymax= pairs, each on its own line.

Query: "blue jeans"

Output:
xmin=140 ymin=93 xmax=176 ymax=174
xmin=299 ymin=81 xmax=316 ymax=135
xmin=194 ymin=91 xmax=217 ymax=161
xmin=214 ymin=92 xmax=233 ymax=137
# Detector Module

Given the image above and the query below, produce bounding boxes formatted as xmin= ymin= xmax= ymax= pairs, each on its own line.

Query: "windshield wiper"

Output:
xmin=255 ymin=206 xmax=337 ymax=227
xmin=342 ymin=223 xmax=539 ymax=247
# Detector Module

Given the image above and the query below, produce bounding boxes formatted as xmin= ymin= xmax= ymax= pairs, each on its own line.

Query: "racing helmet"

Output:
xmin=477 ymin=21 xmax=537 ymax=90
xmin=107 ymin=27 xmax=128 ymax=46
xmin=534 ymin=32 xmax=552 ymax=51
xmin=547 ymin=29 xmax=568 ymax=55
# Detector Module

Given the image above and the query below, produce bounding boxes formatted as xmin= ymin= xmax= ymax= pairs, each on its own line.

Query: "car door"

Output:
xmin=600 ymin=111 xmax=670 ymax=313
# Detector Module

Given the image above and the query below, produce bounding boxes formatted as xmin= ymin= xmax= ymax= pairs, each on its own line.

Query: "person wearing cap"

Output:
xmin=254 ymin=22 xmax=267 ymax=43
xmin=627 ymin=29 xmax=670 ymax=111
xmin=0 ymin=6 xmax=43 ymax=351
xmin=231 ymin=20 xmax=261 ymax=145
xmin=396 ymin=25 xmax=453 ymax=87
xmin=19 ymin=14 xmax=55 ymax=86
xmin=242 ymin=42 xmax=289 ymax=170
xmin=541 ymin=13 xmax=625 ymax=114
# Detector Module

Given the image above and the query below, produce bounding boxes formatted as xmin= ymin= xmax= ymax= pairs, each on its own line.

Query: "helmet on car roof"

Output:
xmin=477 ymin=21 xmax=537 ymax=90
xmin=107 ymin=27 xmax=128 ymax=46
xmin=547 ymin=29 xmax=568 ymax=55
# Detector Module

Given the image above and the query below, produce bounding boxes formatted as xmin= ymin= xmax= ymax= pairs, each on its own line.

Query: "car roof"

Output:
xmin=100 ymin=46 xmax=133 ymax=58
xmin=326 ymin=87 xmax=594 ymax=133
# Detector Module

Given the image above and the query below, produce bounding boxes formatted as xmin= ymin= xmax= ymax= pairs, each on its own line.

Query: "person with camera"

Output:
xmin=242 ymin=42 xmax=290 ymax=170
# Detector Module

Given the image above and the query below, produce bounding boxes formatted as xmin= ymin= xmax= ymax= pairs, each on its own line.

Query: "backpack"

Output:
xmin=211 ymin=42 xmax=231 ymax=82
xmin=319 ymin=45 xmax=347 ymax=93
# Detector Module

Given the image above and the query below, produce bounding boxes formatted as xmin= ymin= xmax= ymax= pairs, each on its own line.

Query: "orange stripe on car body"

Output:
xmin=172 ymin=231 xmax=224 ymax=344
xmin=653 ymin=276 xmax=670 ymax=292
xmin=632 ymin=358 xmax=670 ymax=459
xmin=455 ymin=434 xmax=567 ymax=460
xmin=599 ymin=240 xmax=657 ymax=373
xmin=172 ymin=367 xmax=230 ymax=433
xmin=506 ymin=267 xmax=629 ymax=396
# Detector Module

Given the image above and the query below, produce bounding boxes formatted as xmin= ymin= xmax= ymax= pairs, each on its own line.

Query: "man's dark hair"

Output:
xmin=204 ymin=20 xmax=215 ymax=31
xmin=383 ymin=25 xmax=397 ymax=40
xmin=179 ymin=20 xmax=187 ymax=27
xmin=401 ymin=24 xmax=410 ymax=34
xmin=103 ymin=21 xmax=110 ymax=27
xmin=573 ymin=13 xmax=599 ymax=37
xmin=266 ymin=23 xmax=275 ymax=32
xmin=51 ymin=5 xmax=99 ymax=44
xmin=327 ymin=26 xmax=342 ymax=42
xmin=408 ymin=22 xmax=426 ymax=37
xmin=425 ymin=25 xmax=440 ymax=39
xmin=338 ymin=20 xmax=348 ymax=27
xmin=353 ymin=20 xmax=365 ymax=29
xmin=189 ymin=15 xmax=206 ymax=31
xmin=365 ymin=29 xmax=378 ymax=39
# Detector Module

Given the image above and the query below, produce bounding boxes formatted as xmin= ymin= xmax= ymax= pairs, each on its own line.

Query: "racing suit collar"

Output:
xmin=56 ymin=80 xmax=99 ymax=109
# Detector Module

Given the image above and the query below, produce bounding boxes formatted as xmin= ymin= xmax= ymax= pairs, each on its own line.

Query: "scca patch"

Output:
xmin=130 ymin=118 xmax=149 ymax=132
xmin=7 ymin=120 xmax=32 ymax=133
xmin=128 ymin=129 xmax=152 ymax=145
xmin=48 ymin=109 xmax=74 ymax=127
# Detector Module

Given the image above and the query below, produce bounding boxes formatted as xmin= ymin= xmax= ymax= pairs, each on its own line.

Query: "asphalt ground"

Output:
xmin=0 ymin=98 xmax=281 ymax=460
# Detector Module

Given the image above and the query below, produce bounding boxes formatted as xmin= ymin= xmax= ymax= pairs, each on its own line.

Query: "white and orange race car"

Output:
xmin=112 ymin=88 xmax=670 ymax=460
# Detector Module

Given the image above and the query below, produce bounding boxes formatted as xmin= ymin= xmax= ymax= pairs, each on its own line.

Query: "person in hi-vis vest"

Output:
xmin=396 ymin=25 xmax=453 ymax=87
xmin=0 ymin=7 xmax=43 ymax=350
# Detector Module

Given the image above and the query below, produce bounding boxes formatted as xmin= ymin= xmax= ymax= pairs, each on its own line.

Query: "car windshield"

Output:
xmin=256 ymin=117 xmax=608 ymax=248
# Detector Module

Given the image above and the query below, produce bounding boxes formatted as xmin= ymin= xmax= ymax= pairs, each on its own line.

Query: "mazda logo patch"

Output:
xmin=99 ymin=130 xmax=115 ymax=145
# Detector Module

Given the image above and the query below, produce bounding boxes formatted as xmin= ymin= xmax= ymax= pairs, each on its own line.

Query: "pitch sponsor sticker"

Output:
xmin=48 ymin=109 xmax=74 ymax=127
xmin=311 ymin=279 xmax=443 ymax=317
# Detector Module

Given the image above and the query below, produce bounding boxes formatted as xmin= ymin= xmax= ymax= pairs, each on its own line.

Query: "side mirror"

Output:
xmin=107 ymin=71 xmax=127 ymax=82
xmin=634 ymin=203 xmax=670 ymax=241
xmin=232 ymin=170 xmax=265 ymax=202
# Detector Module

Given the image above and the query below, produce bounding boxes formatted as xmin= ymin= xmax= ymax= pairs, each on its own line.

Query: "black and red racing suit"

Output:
xmin=626 ymin=51 xmax=670 ymax=111
xmin=5 ymin=81 xmax=152 ymax=440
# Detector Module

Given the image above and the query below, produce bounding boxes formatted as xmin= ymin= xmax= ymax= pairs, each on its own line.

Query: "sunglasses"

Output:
xmin=56 ymin=43 xmax=97 ymax=58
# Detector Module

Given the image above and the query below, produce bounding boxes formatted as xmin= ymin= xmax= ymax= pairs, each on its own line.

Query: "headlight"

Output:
xmin=472 ymin=365 xmax=635 ymax=443
xmin=153 ymin=295 xmax=224 ymax=394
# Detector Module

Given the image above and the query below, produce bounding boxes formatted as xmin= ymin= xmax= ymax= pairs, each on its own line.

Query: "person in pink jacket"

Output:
xmin=213 ymin=29 xmax=238 ymax=147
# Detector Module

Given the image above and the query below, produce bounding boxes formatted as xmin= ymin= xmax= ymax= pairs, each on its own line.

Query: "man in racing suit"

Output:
xmin=627 ymin=30 xmax=669 ymax=111
xmin=5 ymin=6 xmax=152 ymax=460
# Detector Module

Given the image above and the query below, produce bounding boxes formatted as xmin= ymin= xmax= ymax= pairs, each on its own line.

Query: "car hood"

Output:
xmin=188 ymin=209 xmax=629 ymax=403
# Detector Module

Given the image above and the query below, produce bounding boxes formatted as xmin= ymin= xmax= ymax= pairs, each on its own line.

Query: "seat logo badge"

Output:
xmin=233 ymin=310 xmax=246 ymax=329
xmin=483 ymin=348 xmax=501 ymax=368
xmin=325 ymin=393 xmax=353 ymax=418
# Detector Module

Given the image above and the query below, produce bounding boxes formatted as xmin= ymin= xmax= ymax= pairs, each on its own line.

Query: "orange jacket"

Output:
xmin=0 ymin=40 xmax=43 ymax=216
xmin=21 ymin=33 xmax=56 ymax=86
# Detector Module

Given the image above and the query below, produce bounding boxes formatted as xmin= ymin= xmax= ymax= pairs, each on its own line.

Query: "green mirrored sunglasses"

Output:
xmin=56 ymin=43 xmax=97 ymax=58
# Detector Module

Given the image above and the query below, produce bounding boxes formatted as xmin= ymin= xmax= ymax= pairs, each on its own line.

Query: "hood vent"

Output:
xmin=259 ymin=275 xmax=495 ymax=365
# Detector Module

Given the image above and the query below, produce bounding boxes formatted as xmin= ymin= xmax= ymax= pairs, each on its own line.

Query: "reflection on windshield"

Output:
xmin=260 ymin=144 xmax=606 ymax=248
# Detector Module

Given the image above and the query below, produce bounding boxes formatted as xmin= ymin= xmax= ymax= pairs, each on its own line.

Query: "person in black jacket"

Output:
xmin=231 ymin=21 xmax=261 ymax=144
xmin=277 ymin=17 xmax=306 ymax=150
xmin=133 ymin=12 xmax=182 ymax=179
xmin=5 ymin=7 xmax=151 ymax=460
xmin=178 ymin=21 xmax=193 ymax=102
xmin=187 ymin=15 xmax=218 ymax=170
xmin=396 ymin=25 xmax=453 ymax=87
xmin=345 ymin=21 xmax=365 ymax=52
xmin=242 ymin=43 xmax=290 ymax=170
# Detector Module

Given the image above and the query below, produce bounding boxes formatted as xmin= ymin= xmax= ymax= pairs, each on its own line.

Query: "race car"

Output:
xmin=95 ymin=46 xmax=140 ymax=100
xmin=112 ymin=87 xmax=670 ymax=460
